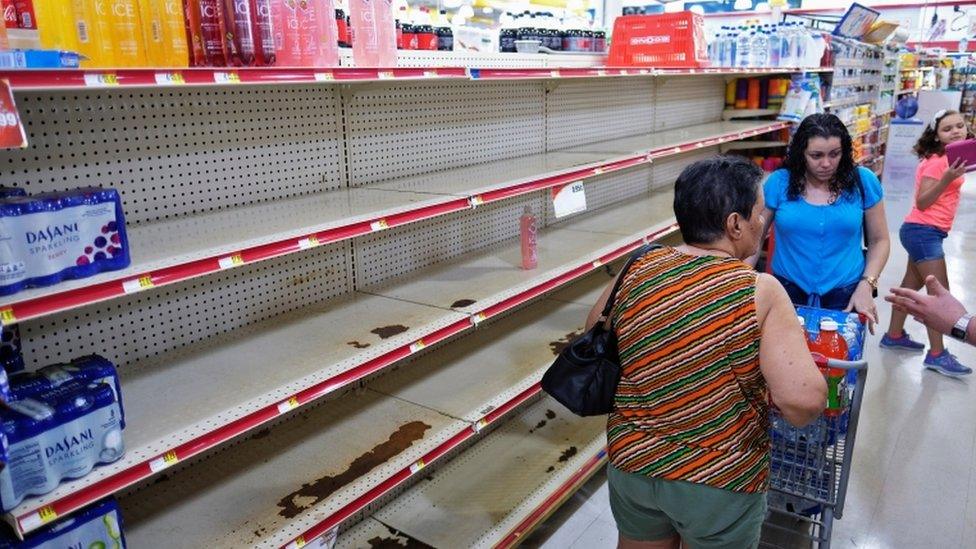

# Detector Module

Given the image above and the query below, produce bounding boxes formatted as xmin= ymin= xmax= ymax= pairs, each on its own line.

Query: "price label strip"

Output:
xmin=218 ymin=254 xmax=244 ymax=269
xmin=298 ymin=235 xmax=320 ymax=250
xmin=84 ymin=73 xmax=119 ymax=87
xmin=278 ymin=396 xmax=300 ymax=414
xmin=20 ymin=505 xmax=58 ymax=532
xmin=0 ymin=79 xmax=27 ymax=149
xmin=214 ymin=72 xmax=241 ymax=84
xmin=149 ymin=451 xmax=179 ymax=473
xmin=551 ymin=181 xmax=587 ymax=219
xmin=409 ymin=459 xmax=426 ymax=474
xmin=122 ymin=275 xmax=154 ymax=294
xmin=0 ymin=307 xmax=15 ymax=324
xmin=314 ymin=72 xmax=335 ymax=82
xmin=370 ymin=219 xmax=389 ymax=232
xmin=154 ymin=72 xmax=185 ymax=85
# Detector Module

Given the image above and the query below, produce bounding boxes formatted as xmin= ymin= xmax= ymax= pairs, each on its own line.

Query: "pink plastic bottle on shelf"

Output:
xmin=249 ymin=0 xmax=275 ymax=65
xmin=520 ymin=206 xmax=538 ymax=270
xmin=299 ymin=0 xmax=338 ymax=66
xmin=372 ymin=0 xmax=396 ymax=66
xmin=198 ymin=0 xmax=228 ymax=66
xmin=271 ymin=0 xmax=301 ymax=66
xmin=223 ymin=0 xmax=257 ymax=66
xmin=348 ymin=0 xmax=378 ymax=66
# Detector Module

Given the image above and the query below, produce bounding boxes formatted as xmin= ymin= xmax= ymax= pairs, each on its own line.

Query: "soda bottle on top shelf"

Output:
xmin=807 ymin=318 xmax=848 ymax=417
xmin=250 ymin=0 xmax=276 ymax=65
xmin=297 ymin=0 xmax=339 ymax=67
xmin=196 ymin=0 xmax=228 ymax=66
xmin=349 ymin=0 xmax=378 ymax=66
xmin=182 ymin=0 xmax=206 ymax=65
xmin=373 ymin=0 xmax=396 ymax=65
xmin=108 ymin=0 xmax=146 ymax=66
xmin=33 ymin=0 xmax=78 ymax=51
xmin=223 ymin=0 xmax=257 ymax=66
xmin=271 ymin=0 xmax=301 ymax=66
xmin=139 ymin=0 xmax=189 ymax=67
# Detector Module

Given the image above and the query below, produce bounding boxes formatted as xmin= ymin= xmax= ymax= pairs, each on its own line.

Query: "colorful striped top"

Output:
xmin=608 ymin=247 xmax=770 ymax=493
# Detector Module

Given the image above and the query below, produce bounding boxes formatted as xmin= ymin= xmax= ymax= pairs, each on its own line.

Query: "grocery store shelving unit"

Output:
xmin=0 ymin=58 xmax=823 ymax=546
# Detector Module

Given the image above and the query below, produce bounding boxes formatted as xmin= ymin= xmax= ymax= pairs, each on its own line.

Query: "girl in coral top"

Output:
xmin=883 ymin=109 xmax=973 ymax=377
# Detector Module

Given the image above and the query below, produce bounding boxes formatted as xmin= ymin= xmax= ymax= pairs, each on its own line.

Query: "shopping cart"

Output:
xmin=762 ymin=356 xmax=869 ymax=549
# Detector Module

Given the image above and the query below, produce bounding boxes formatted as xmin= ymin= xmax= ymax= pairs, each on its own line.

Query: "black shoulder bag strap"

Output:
xmin=599 ymin=243 xmax=664 ymax=325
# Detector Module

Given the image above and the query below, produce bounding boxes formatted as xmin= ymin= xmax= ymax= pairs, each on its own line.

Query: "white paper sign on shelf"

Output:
xmin=551 ymin=181 xmax=587 ymax=219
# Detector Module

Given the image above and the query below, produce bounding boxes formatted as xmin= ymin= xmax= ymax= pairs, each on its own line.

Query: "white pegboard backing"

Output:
xmin=354 ymin=191 xmax=547 ymax=289
xmin=343 ymin=81 xmax=545 ymax=186
xmin=546 ymin=77 xmax=654 ymax=151
xmin=650 ymin=145 xmax=721 ymax=191
xmin=0 ymin=86 xmax=345 ymax=226
xmin=18 ymin=241 xmax=352 ymax=370
xmin=653 ymin=76 xmax=726 ymax=132
xmin=544 ymin=164 xmax=653 ymax=227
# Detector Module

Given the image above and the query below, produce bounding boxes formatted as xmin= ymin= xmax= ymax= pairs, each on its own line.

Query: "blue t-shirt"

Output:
xmin=764 ymin=167 xmax=883 ymax=296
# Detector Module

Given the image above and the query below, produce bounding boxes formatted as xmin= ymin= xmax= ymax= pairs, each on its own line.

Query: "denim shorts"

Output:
xmin=900 ymin=222 xmax=948 ymax=263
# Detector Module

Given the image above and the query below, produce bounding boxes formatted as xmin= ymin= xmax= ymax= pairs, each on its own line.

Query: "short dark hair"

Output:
xmin=784 ymin=113 xmax=857 ymax=201
xmin=673 ymin=155 xmax=763 ymax=245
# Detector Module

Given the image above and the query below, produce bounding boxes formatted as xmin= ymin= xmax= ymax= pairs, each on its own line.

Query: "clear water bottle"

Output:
xmin=792 ymin=24 xmax=807 ymax=67
xmin=736 ymin=29 xmax=753 ymax=67
xmin=751 ymin=29 xmax=769 ymax=68
xmin=768 ymin=25 xmax=782 ymax=67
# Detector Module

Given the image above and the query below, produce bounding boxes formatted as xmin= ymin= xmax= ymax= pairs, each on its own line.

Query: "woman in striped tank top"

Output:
xmin=587 ymin=156 xmax=827 ymax=549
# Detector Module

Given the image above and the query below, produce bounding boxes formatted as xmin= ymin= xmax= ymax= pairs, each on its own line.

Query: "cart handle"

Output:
xmin=811 ymin=353 xmax=868 ymax=371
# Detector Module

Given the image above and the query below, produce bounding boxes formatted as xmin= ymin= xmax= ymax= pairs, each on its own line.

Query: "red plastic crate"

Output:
xmin=608 ymin=13 xmax=708 ymax=68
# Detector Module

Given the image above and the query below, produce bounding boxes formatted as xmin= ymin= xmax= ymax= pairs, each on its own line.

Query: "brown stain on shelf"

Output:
xmin=367 ymin=536 xmax=434 ymax=548
xmin=546 ymin=466 xmax=555 ymax=473
xmin=545 ymin=409 xmax=556 ymax=419
xmin=347 ymin=340 xmax=371 ymax=349
xmin=548 ymin=330 xmax=582 ymax=356
xmin=277 ymin=421 xmax=431 ymax=519
xmin=558 ymin=446 xmax=578 ymax=463
xmin=451 ymin=298 xmax=476 ymax=308
xmin=371 ymin=324 xmax=409 ymax=339
xmin=291 ymin=269 xmax=324 ymax=287
xmin=528 ymin=419 xmax=547 ymax=434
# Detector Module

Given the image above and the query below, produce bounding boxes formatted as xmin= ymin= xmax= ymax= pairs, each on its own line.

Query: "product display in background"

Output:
xmin=0 ymin=187 xmax=129 ymax=297
xmin=710 ymin=21 xmax=827 ymax=69
xmin=779 ymin=73 xmax=824 ymax=122
xmin=0 ymin=372 xmax=125 ymax=511
xmin=0 ymin=497 xmax=126 ymax=548
xmin=609 ymin=12 xmax=707 ymax=68
xmin=498 ymin=11 xmax=605 ymax=54
xmin=725 ymin=77 xmax=791 ymax=110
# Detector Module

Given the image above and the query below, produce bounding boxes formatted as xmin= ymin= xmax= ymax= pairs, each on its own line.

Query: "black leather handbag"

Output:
xmin=541 ymin=244 xmax=660 ymax=416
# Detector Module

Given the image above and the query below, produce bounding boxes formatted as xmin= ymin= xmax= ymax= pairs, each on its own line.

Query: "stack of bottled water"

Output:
xmin=710 ymin=22 xmax=824 ymax=69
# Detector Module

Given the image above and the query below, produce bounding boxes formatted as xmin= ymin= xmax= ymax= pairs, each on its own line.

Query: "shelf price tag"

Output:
xmin=214 ymin=71 xmax=241 ymax=84
xmin=298 ymin=235 xmax=319 ymax=250
xmin=154 ymin=72 xmax=185 ymax=85
xmin=550 ymin=70 xmax=561 ymax=78
xmin=471 ymin=312 xmax=487 ymax=326
xmin=218 ymin=254 xmax=244 ymax=269
xmin=423 ymin=70 xmax=438 ymax=78
xmin=122 ymin=275 xmax=154 ymax=294
xmin=0 ymin=80 xmax=27 ymax=149
xmin=277 ymin=396 xmax=300 ymax=414
xmin=378 ymin=71 xmax=395 ymax=80
xmin=551 ymin=181 xmax=587 ymax=219
xmin=314 ymin=72 xmax=335 ymax=82
xmin=409 ymin=459 xmax=426 ymax=474
xmin=596 ymin=69 xmax=607 ymax=77
xmin=472 ymin=418 xmax=488 ymax=432
xmin=592 ymin=259 xmax=602 ymax=269
xmin=84 ymin=73 xmax=118 ymax=87
xmin=409 ymin=339 xmax=426 ymax=353
xmin=370 ymin=219 xmax=389 ymax=232
xmin=20 ymin=506 xmax=57 ymax=532
xmin=0 ymin=307 xmax=14 ymax=324
xmin=294 ymin=528 xmax=338 ymax=549
xmin=149 ymin=451 xmax=179 ymax=473
xmin=468 ymin=195 xmax=484 ymax=208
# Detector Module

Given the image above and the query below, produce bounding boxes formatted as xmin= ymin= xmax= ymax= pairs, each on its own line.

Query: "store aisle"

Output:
xmin=528 ymin=174 xmax=976 ymax=549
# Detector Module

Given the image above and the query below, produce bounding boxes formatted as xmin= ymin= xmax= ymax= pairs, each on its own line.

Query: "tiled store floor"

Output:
xmin=528 ymin=173 xmax=976 ymax=549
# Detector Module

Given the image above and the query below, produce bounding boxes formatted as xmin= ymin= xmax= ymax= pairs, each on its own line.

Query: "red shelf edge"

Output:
xmin=494 ymin=447 xmax=609 ymax=549
xmin=284 ymin=382 xmax=544 ymax=549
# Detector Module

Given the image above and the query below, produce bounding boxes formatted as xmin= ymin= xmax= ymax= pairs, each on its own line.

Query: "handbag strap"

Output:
xmin=600 ymin=243 xmax=663 ymax=321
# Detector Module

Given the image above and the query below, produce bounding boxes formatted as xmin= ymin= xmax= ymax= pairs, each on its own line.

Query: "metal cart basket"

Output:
xmin=762 ymin=357 xmax=869 ymax=548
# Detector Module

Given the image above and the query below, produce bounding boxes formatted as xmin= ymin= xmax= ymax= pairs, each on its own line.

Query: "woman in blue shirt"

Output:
xmin=760 ymin=113 xmax=890 ymax=333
